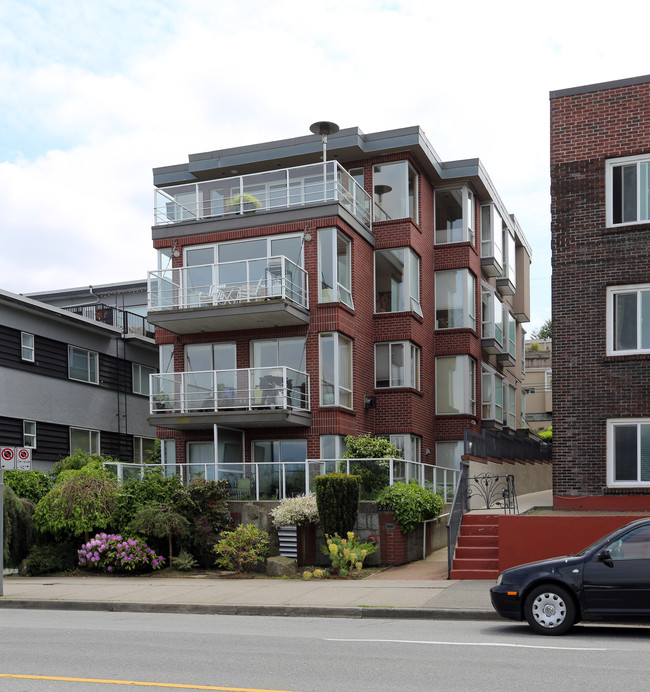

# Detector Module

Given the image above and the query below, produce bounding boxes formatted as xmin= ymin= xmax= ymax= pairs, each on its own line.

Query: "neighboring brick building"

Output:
xmin=551 ymin=75 xmax=650 ymax=509
xmin=147 ymin=126 xmax=531 ymax=498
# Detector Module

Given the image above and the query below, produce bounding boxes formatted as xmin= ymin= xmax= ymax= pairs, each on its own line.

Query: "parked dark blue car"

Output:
xmin=490 ymin=518 xmax=650 ymax=634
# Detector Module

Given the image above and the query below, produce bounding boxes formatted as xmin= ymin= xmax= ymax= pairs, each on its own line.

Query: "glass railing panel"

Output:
xmin=257 ymin=463 xmax=282 ymax=500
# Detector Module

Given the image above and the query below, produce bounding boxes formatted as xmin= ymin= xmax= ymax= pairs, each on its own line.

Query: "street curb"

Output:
xmin=0 ymin=599 xmax=501 ymax=621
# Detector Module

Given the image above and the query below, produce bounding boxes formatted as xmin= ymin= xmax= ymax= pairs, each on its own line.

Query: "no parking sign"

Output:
xmin=1 ymin=447 xmax=15 ymax=470
xmin=1 ymin=447 xmax=32 ymax=471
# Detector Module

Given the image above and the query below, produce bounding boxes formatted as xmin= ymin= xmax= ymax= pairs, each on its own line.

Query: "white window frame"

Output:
xmin=435 ymin=355 xmax=476 ymax=415
xmin=23 ymin=420 xmax=36 ymax=448
xmin=320 ymin=435 xmax=347 ymax=460
xmin=372 ymin=161 xmax=418 ymax=222
xmin=607 ymin=419 xmax=650 ymax=487
xmin=435 ymin=268 xmax=475 ymax=330
xmin=606 ymin=283 xmax=650 ymax=355
xmin=375 ymin=341 xmax=420 ymax=389
xmin=606 ymin=154 xmax=650 ymax=228
xmin=503 ymin=383 xmax=516 ymax=429
xmin=70 ymin=427 xmax=100 ymax=454
xmin=374 ymin=247 xmax=422 ymax=316
xmin=319 ymin=332 xmax=353 ymax=408
xmin=21 ymin=332 xmax=35 ymax=362
xmin=134 ymin=436 xmax=156 ymax=464
xmin=481 ymin=286 xmax=504 ymax=345
xmin=544 ymin=369 xmax=552 ymax=391
xmin=481 ymin=366 xmax=503 ymax=422
xmin=435 ymin=185 xmax=475 ymax=245
xmin=480 ymin=203 xmax=504 ymax=268
xmin=68 ymin=346 xmax=99 ymax=384
xmin=318 ymin=228 xmax=353 ymax=308
xmin=133 ymin=363 xmax=155 ymax=396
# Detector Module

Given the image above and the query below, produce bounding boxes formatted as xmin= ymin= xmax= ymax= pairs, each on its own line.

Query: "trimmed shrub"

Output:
xmin=376 ymin=481 xmax=444 ymax=533
xmin=213 ymin=524 xmax=270 ymax=573
xmin=315 ymin=473 xmax=360 ymax=537
xmin=23 ymin=543 xmax=78 ymax=576
xmin=4 ymin=470 xmax=53 ymax=504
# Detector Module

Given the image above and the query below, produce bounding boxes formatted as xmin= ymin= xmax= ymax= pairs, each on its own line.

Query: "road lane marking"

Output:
xmin=325 ymin=638 xmax=607 ymax=651
xmin=0 ymin=674 xmax=299 ymax=692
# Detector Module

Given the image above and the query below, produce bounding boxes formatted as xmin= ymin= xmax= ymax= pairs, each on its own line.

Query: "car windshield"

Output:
xmin=574 ymin=526 xmax=627 ymax=556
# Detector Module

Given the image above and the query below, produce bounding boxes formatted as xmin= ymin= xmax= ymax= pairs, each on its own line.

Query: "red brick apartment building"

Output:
xmin=551 ymin=75 xmax=650 ymax=510
xmin=146 ymin=125 xmax=531 ymax=499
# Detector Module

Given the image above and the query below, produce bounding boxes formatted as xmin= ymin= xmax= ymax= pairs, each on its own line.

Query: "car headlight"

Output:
xmin=496 ymin=573 xmax=503 ymax=586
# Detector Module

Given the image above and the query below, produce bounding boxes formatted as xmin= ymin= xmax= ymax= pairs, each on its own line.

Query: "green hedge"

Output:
xmin=315 ymin=473 xmax=360 ymax=536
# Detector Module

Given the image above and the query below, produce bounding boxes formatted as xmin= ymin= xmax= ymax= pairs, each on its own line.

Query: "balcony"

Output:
xmin=149 ymin=366 xmax=311 ymax=429
xmin=153 ymin=161 xmax=372 ymax=231
xmin=67 ymin=303 xmax=155 ymax=339
xmin=147 ymin=256 xmax=309 ymax=334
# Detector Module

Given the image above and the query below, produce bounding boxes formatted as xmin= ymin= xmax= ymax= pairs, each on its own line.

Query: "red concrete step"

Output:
xmin=451 ymin=557 xmax=499 ymax=571
xmin=459 ymin=523 xmax=498 ymax=536
xmin=450 ymin=568 xmax=499 ymax=580
xmin=455 ymin=546 xmax=498 ymax=559
xmin=457 ymin=535 xmax=498 ymax=548
xmin=462 ymin=514 xmax=501 ymax=525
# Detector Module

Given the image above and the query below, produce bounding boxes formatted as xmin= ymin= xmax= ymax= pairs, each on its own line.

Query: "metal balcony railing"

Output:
xmin=104 ymin=458 xmax=460 ymax=503
xmin=154 ymin=160 xmax=372 ymax=230
xmin=148 ymin=255 xmax=308 ymax=313
xmin=150 ymin=367 xmax=310 ymax=414
xmin=67 ymin=303 xmax=154 ymax=338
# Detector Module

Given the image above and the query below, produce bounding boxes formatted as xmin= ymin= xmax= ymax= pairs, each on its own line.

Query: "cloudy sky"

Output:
xmin=1 ymin=0 xmax=648 ymax=332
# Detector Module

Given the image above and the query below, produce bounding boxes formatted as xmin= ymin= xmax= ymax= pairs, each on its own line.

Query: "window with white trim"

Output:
xmin=435 ymin=186 xmax=474 ymax=244
xmin=133 ymin=363 xmax=156 ymax=396
xmin=384 ymin=434 xmax=421 ymax=463
xmin=373 ymin=161 xmax=418 ymax=222
xmin=375 ymin=248 xmax=421 ymax=315
xmin=480 ymin=203 xmax=504 ymax=270
xmin=134 ymin=437 xmax=156 ymax=463
xmin=70 ymin=427 xmax=100 ymax=454
xmin=503 ymin=383 xmax=516 ymax=429
xmin=319 ymin=228 xmax=353 ymax=308
xmin=607 ymin=284 xmax=650 ymax=355
xmin=481 ymin=287 xmax=503 ymax=345
xmin=320 ymin=435 xmax=347 ymax=460
xmin=375 ymin=341 xmax=420 ymax=389
xmin=606 ymin=154 xmax=650 ymax=227
xmin=436 ymin=355 xmax=475 ymax=415
xmin=68 ymin=346 xmax=99 ymax=384
xmin=435 ymin=269 xmax=475 ymax=329
xmin=21 ymin=332 xmax=35 ymax=362
xmin=319 ymin=332 xmax=352 ymax=408
xmin=436 ymin=440 xmax=463 ymax=470
xmin=607 ymin=419 xmax=650 ymax=486
xmin=23 ymin=420 xmax=36 ymax=448
xmin=481 ymin=366 xmax=503 ymax=422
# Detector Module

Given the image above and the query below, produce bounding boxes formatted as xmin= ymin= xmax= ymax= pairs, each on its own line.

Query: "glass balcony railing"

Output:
xmin=148 ymin=255 xmax=308 ymax=313
xmin=153 ymin=161 xmax=372 ymax=230
xmin=150 ymin=366 xmax=310 ymax=414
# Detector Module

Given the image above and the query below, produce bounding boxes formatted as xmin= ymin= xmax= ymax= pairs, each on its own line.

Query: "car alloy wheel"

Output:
xmin=524 ymin=584 xmax=576 ymax=635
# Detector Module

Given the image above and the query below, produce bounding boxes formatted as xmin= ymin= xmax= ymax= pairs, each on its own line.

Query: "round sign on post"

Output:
xmin=1 ymin=447 xmax=16 ymax=470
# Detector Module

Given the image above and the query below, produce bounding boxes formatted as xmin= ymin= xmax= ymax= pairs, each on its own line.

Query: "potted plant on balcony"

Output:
xmin=226 ymin=194 xmax=262 ymax=215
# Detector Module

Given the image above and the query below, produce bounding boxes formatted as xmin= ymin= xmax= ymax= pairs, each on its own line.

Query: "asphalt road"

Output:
xmin=2 ymin=610 xmax=650 ymax=691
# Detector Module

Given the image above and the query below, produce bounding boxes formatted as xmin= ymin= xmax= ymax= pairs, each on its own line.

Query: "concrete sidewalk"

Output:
xmin=0 ymin=574 xmax=497 ymax=620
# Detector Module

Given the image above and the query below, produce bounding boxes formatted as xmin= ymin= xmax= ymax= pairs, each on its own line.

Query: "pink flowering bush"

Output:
xmin=78 ymin=533 xmax=163 ymax=573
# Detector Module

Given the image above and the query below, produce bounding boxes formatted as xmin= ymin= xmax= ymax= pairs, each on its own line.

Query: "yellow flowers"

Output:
xmin=322 ymin=532 xmax=377 ymax=578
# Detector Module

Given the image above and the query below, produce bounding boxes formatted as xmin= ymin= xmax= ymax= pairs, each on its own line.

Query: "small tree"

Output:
xmin=531 ymin=318 xmax=552 ymax=340
xmin=33 ymin=464 xmax=119 ymax=543
xmin=315 ymin=473 xmax=360 ymax=536
xmin=130 ymin=502 xmax=190 ymax=567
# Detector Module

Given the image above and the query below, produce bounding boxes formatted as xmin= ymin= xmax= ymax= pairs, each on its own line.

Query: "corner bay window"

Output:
xmin=436 ymin=355 xmax=475 ymax=415
xmin=375 ymin=342 xmax=420 ymax=389
xmin=375 ymin=248 xmax=422 ymax=315
xmin=607 ymin=154 xmax=650 ymax=227
xmin=607 ymin=284 xmax=650 ymax=355
xmin=608 ymin=419 xmax=650 ymax=486
xmin=319 ymin=228 xmax=353 ymax=308
xmin=435 ymin=269 xmax=475 ymax=329
xmin=481 ymin=367 xmax=503 ymax=422
xmin=373 ymin=161 xmax=418 ymax=222
xmin=435 ymin=186 xmax=474 ymax=244
xmin=319 ymin=333 xmax=352 ymax=408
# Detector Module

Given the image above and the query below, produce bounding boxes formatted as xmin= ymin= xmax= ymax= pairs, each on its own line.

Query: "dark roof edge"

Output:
xmin=550 ymin=74 xmax=650 ymax=100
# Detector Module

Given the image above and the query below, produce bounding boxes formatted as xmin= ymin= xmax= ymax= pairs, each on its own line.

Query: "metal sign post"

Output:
xmin=1 ymin=468 xmax=4 ymax=596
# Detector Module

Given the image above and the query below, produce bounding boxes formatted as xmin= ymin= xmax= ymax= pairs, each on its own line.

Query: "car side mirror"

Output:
xmin=599 ymin=549 xmax=613 ymax=566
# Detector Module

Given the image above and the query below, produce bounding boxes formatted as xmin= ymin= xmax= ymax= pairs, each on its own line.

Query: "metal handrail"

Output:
xmin=446 ymin=461 xmax=468 ymax=578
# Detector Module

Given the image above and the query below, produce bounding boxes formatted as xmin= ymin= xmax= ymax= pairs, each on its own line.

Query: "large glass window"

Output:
xmin=501 ymin=226 xmax=516 ymax=289
xmin=481 ymin=367 xmax=503 ymax=422
xmin=253 ymin=439 xmax=307 ymax=499
xmin=481 ymin=287 xmax=504 ymax=345
xmin=435 ymin=269 xmax=475 ymax=329
xmin=21 ymin=332 xmax=34 ymax=362
xmin=319 ymin=228 xmax=353 ymax=308
xmin=373 ymin=161 xmax=418 ymax=222
xmin=68 ymin=346 xmax=98 ymax=384
xmin=385 ymin=434 xmax=421 ymax=463
xmin=70 ymin=427 xmax=100 ymax=454
xmin=133 ymin=363 xmax=155 ymax=396
xmin=480 ymin=203 xmax=504 ymax=271
xmin=134 ymin=437 xmax=156 ymax=464
xmin=435 ymin=186 xmax=474 ymax=244
xmin=375 ymin=342 xmax=420 ymax=389
xmin=607 ymin=154 xmax=650 ymax=227
xmin=319 ymin=333 xmax=352 ymax=408
xmin=503 ymin=383 xmax=516 ymax=429
xmin=375 ymin=248 xmax=421 ymax=315
xmin=23 ymin=420 xmax=36 ymax=448
xmin=436 ymin=440 xmax=463 ymax=470
xmin=436 ymin=355 xmax=475 ymax=415
xmin=607 ymin=284 xmax=650 ymax=355
xmin=608 ymin=419 xmax=650 ymax=486
xmin=320 ymin=435 xmax=347 ymax=460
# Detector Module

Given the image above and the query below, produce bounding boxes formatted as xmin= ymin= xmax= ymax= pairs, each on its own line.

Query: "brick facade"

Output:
xmin=550 ymin=75 xmax=650 ymax=507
